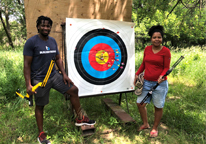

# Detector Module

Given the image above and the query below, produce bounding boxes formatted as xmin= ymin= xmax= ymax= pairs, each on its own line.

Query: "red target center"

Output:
xmin=89 ymin=43 xmax=115 ymax=71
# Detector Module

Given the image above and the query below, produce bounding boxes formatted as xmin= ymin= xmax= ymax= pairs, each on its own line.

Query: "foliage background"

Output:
xmin=0 ymin=0 xmax=205 ymax=50
xmin=0 ymin=0 xmax=205 ymax=143
xmin=132 ymin=0 xmax=206 ymax=50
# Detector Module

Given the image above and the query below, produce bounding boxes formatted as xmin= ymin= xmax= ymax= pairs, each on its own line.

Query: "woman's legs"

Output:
xmin=137 ymin=104 xmax=163 ymax=132
xmin=152 ymin=106 xmax=163 ymax=130
xmin=137 ymin=103 xmax=150 ymax=130
xmin=150 ymin=106 xmax=163 ymax=137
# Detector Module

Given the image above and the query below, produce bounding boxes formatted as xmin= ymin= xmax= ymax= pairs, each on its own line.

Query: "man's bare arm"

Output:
xmin=24 ymin=55 xmax=35 ymax=95
xmin=55 ymin=54 xmax=74 ymax=86
xmin=55 ymin=54 xmax=67 ymax=76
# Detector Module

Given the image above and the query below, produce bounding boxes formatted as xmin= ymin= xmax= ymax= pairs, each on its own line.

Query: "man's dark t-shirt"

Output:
xmin=23 ymin=35 xmax=59 ymax=80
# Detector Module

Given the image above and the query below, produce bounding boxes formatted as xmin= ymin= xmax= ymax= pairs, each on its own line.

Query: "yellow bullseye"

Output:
xmin=96 ymin=50 xmax=109 ymax=64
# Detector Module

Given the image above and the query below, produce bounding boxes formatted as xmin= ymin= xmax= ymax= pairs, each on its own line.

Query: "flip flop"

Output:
xmin=150 ymin=130 xmax=158 ymax=138
xmin=138 ymin=125 xmax=150 ymax=131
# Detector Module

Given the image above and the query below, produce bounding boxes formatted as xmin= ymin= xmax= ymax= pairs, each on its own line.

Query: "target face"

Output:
xmin=66 ymin=18 xmax=135 ymax=97
xmin=74 ymin=29 xmax=127 ymax=85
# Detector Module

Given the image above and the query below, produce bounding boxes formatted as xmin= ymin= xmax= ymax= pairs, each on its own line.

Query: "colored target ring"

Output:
xmin=74 ymin=29 xmax=127 ymax=85
xmin=89 ymin=43 xmax=115 ymax=71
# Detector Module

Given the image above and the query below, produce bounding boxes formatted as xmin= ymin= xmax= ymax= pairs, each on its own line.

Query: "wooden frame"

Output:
xmin=24 ymin=0 xmax=133 ymax=61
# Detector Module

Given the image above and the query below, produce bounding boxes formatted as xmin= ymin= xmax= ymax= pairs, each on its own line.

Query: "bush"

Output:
xmin=0 ymin=50 xmax=25 ymax=102
xmin=170 ymin=47 xmax=206 ymax=88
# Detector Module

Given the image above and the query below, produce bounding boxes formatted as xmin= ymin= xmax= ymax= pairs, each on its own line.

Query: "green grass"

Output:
xmin=0 ymin=47 xmax=205 ymax=143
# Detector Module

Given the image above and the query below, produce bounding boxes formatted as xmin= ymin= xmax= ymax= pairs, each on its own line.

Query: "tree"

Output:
xmin=132 ymin=0 xmax=206 ymax=49
xmin=0 ymin=0 xmax=26 ymax=49
xmin=0 ymin=0 xmax=14 ymax=49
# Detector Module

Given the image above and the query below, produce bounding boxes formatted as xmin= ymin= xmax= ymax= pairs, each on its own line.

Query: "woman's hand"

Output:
xmin=134 ymin=74 xmax=138 ymax=86
xmin=157 ymin=75 xmax=165 ymax=84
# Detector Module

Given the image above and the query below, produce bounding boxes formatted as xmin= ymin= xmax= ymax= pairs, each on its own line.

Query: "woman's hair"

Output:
xmin=148 ymin=25 xmax=164 ymax=38
xmin=36 ymin=16 xmax=53 ymax=32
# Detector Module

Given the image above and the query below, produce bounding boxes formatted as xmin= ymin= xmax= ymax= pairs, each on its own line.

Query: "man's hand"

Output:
xmin=63 ymin=74 xmax=74 ymax=87
xmin=55 ymin=54 xmax=74 ymax=87
xmin=26 ymin=84 xmax=36 ymax=96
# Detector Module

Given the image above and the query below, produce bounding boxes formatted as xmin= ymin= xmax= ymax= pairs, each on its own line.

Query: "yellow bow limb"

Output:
xmin=16 ymin=91 xmax=24 ymax=99
xmin=16 ymin=58 xmax=55 ymax=101
xmin=41 ymin=59 xmax=55 ymax=87
xmin=25 ymin=82 xmax=43 ymax=98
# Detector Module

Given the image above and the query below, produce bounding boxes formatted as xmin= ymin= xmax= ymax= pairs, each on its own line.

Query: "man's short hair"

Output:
xmin=36 ymin=16 xmax=53 ymax=32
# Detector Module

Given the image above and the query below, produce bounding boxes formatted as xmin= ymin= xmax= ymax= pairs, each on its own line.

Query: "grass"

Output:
xmin=0 ymin=47 xmax=206 ymax=144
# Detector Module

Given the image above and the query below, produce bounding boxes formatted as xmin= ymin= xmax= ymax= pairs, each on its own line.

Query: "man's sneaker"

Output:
xmin=75 ymin=115 xmax=96 ymax=126
xmin=37 ymin=131 xmax=51 ymax=144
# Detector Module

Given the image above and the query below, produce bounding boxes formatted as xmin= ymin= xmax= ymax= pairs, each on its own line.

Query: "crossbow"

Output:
xmin=16 ymin=57 xmax=56 ymax=106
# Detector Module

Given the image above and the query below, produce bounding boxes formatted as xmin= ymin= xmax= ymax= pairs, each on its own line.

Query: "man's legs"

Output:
xmin=35 ymin=105 xmax=51 ymax=143
xmin=51 ymin=72 xmax=95 ymax=126
xmin=32 ymin=79 xmax=50 ymax=134
xmin=65 ymin=85 xmax=82 ymax=119
xmin=32 ymin=78 xmax=51 ymax=143
xmin=35 ymin=105 xmax=44 ymax=133
xmin=65 ymin=85 xmax=95 ymax=126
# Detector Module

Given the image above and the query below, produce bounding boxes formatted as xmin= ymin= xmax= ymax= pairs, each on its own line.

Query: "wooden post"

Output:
xmin=102 ymin=98 xmax=136 ymax=126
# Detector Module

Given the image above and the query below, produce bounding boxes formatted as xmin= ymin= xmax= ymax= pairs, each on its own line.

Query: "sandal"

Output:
xmin=138 ymin=125 xmax=150 ymax=131
xmin=150 ymin=130 xmax=158 ymax=138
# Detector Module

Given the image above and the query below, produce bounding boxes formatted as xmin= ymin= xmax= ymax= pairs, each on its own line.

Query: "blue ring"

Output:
xmin=81 ymin=36 xmax=122 ymax=79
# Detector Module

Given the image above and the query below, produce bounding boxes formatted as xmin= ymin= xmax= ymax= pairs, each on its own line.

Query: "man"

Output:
xmin=23 ymin=16 xmax=95 ymax=144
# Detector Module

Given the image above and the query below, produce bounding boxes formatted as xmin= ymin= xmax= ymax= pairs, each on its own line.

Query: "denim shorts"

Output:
xmin=32 ymin=72 xmax=73 ymax=106
xmin=136 ymin=80 xmax=168 ymax=108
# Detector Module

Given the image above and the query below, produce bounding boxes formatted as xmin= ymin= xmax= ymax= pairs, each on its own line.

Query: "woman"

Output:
xmin=134 ymin=25 xmax=171 ymax=137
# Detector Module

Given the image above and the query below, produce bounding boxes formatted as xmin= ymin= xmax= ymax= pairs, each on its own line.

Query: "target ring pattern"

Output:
xmin=74 ymin=29 xmax=127 ymax=85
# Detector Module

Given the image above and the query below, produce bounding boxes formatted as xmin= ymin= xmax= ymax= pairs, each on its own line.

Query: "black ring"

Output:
xmin=74 ymin=29 xmax=127 ymax=85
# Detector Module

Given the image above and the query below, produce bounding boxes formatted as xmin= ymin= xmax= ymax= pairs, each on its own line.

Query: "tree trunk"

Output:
xmin=17 ymin=0 xmax=26 ymax=24
xmin=5 ymin=9 xmax=11 ymax=33
xmin=0 ymin=10 xmax=14 ymax=49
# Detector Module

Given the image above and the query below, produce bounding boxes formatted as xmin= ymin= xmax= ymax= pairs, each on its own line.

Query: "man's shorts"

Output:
xmin=31 ymin=72 xmax=73 ymax=106
xmin=136 ymin=80 xmax=168 ymax=108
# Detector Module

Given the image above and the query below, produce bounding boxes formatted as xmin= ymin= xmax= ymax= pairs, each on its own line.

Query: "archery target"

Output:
xmin=66 ymin=18 xmax=135 ymax=97
xmin=75 ymin=29 xmax=127 ymax=85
